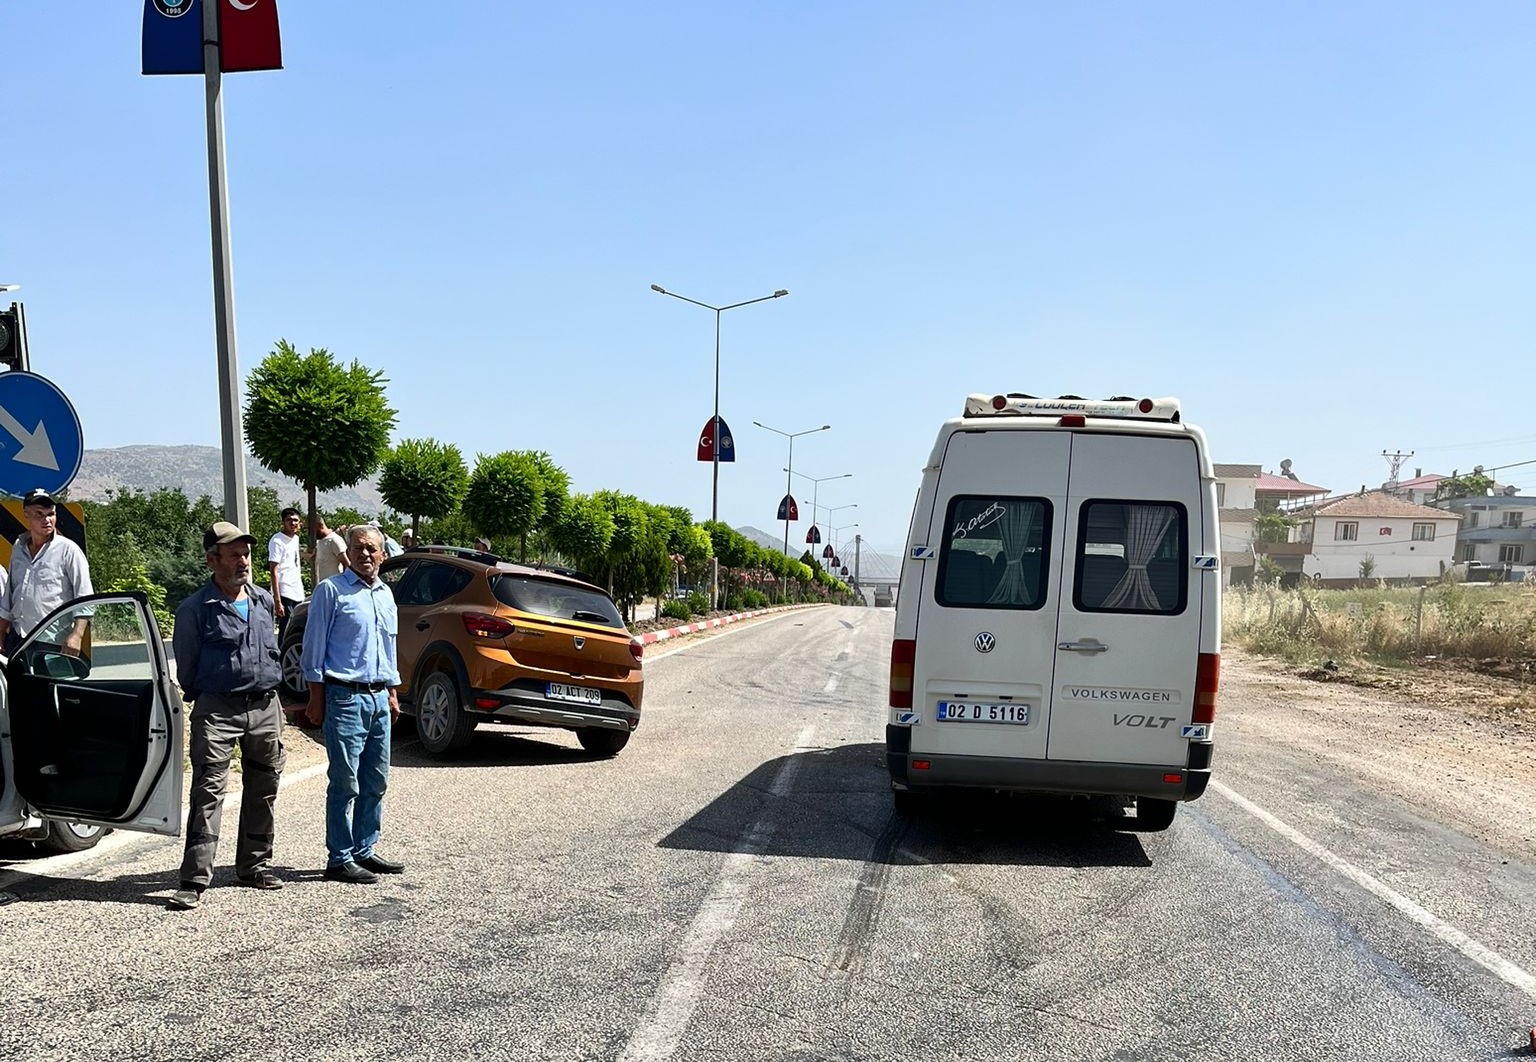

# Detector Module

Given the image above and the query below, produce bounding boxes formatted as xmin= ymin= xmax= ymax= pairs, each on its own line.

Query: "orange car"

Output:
xmin=282 ymin=547 xmax=643 ymax=756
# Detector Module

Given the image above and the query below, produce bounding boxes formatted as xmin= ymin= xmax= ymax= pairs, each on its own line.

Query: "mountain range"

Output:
xmin=63 ymin=445 xmax=385 ymax=513
xmin=736 ymin=524 xmax=901 ymax=581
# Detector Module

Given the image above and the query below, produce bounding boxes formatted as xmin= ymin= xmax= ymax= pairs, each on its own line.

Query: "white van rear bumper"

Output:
xmin=887 ymin=725 xmax=1213 ymax=801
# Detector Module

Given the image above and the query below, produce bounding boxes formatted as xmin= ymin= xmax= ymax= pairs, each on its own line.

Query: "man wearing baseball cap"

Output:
xmin=167 ymin=521 xmax=286 ymax=910
xmin=0 ymin=488 xmax=94 ymax=656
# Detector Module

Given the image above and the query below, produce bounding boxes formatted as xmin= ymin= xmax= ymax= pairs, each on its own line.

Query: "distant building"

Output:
xmin=1285 ymin=491 xmax=1460 ymax=586
xmin=1212 ymin=464 xmax=1259 ymax=587
xmin=1255 ymin=470 xmax=1329 ymax=512
xmin=1388 ymin=470 xmax=1446 ymax=506
xmin=1439 ymin=492 xmax=1535 ymax=573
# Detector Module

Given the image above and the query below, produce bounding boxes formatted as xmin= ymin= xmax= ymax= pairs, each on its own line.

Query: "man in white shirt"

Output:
xmin=0 ymin=488 xmax=94 ymax=655
xmin=267 ymin=507 xmax=305 ymax=641
xmin=311 ymin=517 xmax=350 ymax=586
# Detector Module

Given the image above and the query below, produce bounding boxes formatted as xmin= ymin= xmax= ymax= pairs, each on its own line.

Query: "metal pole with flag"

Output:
xmin=143 ymin=0 xmax=283 ymax=529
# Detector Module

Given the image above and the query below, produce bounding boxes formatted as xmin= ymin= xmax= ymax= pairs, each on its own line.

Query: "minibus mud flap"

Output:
xmin=885 ymin=724 xmax=911 ymax=785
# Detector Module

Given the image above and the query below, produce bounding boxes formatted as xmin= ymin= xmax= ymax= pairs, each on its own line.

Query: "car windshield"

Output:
xmin=491 ymin=575 xmax=624 ymax=628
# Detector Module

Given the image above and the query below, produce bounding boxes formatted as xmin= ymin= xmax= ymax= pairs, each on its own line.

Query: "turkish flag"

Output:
xmin=219 ymin=0 xmax=282 ymax=72
xmin=696 ymin=417 xmax=736 ymax=462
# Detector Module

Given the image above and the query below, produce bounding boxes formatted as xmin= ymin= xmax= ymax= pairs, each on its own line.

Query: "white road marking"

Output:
xmin=1211 ymin=779 xmax=1536 ymax=1000
xmin=823 ymin=674 xmax=840 ymax=693
xmin=619 ymin=724 xmax=817 ymax=1062
xmin=0 ymin=759 xmax=336 ymax=891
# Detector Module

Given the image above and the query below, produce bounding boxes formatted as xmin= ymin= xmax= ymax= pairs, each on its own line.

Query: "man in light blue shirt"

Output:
xmin=301 ymin=525 xmax=403 ymax=884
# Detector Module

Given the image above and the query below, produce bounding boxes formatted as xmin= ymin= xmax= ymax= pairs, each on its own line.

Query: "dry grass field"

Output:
xmin=1223 ymin=581 xmax=1536 ymax=711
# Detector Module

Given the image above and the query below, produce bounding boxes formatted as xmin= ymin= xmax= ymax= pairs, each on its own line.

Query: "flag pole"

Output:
xmin=203 ymin=0 xmax=250 ymax=528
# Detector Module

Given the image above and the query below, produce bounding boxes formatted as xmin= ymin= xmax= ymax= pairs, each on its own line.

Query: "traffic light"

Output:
xmin=0 ymin=304 xmax=26 ymax=371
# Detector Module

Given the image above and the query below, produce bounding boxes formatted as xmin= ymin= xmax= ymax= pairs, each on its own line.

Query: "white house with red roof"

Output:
xmin=1287 ymin=491 xmax=1460 ymax=585
xmin=1215 ymin=462 xmax=1332 ymax=586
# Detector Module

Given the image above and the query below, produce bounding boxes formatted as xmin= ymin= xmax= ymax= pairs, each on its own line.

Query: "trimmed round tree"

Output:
xmin=462 ymin=451 xmax=546 ymax=559
xmin=243 ymin=340 xmax=397 ymax=537
xmin=546 ymin=492 xmax=615 ymax=574
xmin=379 ymin=438 xmax=469 ymax=538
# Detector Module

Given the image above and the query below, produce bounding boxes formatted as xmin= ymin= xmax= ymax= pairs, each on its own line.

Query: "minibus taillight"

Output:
xmin=1194 ymin=652 xmax=1220 ymax=724
xmin=889 ymin=639 xmax=916 ymax=708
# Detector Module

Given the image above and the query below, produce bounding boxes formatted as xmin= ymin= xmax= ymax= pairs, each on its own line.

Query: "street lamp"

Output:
xmin=755 ymin=421 xmax=831 ymax=557
xmin=829 ymin=521 xmax=859 ymax=558
xmin=784 ymin=469 xmax=852 ymax=543
xmin=650 ymin=283 xmax=789 ymax=523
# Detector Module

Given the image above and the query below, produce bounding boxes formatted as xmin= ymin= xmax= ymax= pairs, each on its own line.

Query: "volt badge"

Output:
xmin=974 ymin=631 xmax=996 ymax=653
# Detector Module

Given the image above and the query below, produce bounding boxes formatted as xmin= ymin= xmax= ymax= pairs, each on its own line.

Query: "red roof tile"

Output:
xmin=1256 ymin=471 xmax=1329 ymax=494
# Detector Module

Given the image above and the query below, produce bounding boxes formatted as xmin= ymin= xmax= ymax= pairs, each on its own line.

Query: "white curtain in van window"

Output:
xmin=1102 ymin=504 xmax=1174 ymax=610
xmin=987 ymin=501 xmax=1037 ymax=606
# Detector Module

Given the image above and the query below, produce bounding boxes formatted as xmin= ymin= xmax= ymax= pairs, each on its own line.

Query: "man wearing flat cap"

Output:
xmin=0 ymin=488 xmax=94 ymax=656
xmin=167 ymin=521 xmax=286 ymax=910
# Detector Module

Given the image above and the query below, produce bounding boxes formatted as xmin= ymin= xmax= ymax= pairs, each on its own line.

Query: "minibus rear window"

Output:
xmin=936 ymin=497 xmax=1052 ymax=610
xmin=1074 ymin=500 xmax=1188 ymax=615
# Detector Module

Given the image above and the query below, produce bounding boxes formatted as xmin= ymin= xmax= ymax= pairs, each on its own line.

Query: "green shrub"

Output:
xmin=661 ymin=599 xmax=691 ymax=621
xmin=685 ymin=590 xmax=709 ymax=615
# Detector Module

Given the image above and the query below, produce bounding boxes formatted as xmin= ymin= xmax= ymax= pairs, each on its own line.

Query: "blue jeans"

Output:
xmin=322 ymin=686 xmax=391 ymax=867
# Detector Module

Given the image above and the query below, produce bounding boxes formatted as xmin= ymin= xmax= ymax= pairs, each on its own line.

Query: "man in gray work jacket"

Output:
xmin=168 ymin=521 xmax=287 ymax=910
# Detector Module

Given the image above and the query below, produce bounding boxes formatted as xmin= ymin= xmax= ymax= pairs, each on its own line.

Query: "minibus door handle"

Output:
xmin=1057 ymin=639 xmax=1109 ymax=654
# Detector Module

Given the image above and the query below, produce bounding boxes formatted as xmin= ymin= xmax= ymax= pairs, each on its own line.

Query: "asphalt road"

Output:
xmin=1 ymin=607 xmax=1533 ymax=1061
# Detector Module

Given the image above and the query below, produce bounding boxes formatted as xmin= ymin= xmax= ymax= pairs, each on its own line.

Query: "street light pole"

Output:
xmin=650 ymin=284 xmax=788 ymax=524
xmin=785 ymin=469 xmax=852 ymax=550
xmin=755 ymin=421 xmax=831 ymax=558
xmin=825 ymin=502 xmax=858 ymax=553
xmin=830 ymin=522 xmax=859 ymax=568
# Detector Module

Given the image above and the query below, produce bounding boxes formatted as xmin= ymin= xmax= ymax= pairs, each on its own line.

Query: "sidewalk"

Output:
xmin=632 ymin=602 xmax=822 ymax=645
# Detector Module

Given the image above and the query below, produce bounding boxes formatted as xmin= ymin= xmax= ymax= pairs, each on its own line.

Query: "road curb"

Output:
xmin=635 ymin=603 xmax=825 ymax=646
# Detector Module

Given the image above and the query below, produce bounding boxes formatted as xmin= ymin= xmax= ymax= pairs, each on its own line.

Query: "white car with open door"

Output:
xmin=0 ymin=593 xmax=183 ymax=853
xmin=887 ymin=393 xmax=1221 ymax=831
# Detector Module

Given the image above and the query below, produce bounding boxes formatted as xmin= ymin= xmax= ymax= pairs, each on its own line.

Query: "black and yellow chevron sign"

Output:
xmin=0 ymin=499 xmax=87 ymax=570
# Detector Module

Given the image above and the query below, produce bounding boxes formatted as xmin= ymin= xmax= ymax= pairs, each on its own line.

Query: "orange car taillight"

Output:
xmin=1194 ymin=652 xmax=1220 ymax=724
xmin=463 ymin=613 xmax=515 ymax=639
xmin=630 ymin=639 xmax=644 ymax=662
xmin=889 ymin=638 xmax=916 ymax=708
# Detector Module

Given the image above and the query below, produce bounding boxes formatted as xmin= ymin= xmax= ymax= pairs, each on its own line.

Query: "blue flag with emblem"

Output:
xmin=143 ymin=0 xmax=206 ymax=76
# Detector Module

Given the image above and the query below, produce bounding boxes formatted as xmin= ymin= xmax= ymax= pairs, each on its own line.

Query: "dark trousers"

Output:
xmin=277 ymin=597 xmax=303 ymax=644
xmin=180 ymin=690 xmax=288 ymax=888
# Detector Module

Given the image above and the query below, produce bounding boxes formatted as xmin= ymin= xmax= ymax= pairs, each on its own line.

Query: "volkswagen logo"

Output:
xmin=573 ymin=636 xmax=586 ymax=650
xmin=974 ymin=631 xmax=995 ymax=653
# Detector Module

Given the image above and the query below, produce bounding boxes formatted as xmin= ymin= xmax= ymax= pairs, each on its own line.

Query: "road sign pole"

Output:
xmin=203 ymin=1 xmax=250 ymax=529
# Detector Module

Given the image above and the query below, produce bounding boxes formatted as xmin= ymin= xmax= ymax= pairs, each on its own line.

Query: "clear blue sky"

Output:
xmin=7 ymin=3 xmax=1536 ymax=556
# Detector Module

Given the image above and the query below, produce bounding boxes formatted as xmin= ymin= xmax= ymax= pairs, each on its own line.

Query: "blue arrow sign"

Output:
xmin=0 ymin=372 xmax=84 ymax=497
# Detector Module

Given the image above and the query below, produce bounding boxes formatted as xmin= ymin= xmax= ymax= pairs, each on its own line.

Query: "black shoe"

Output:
xmin=323 ymin=861 xmax=378 ymax=884
xmin=168 ymin=884 xmax=204 ymax=910
xmin=236 ymin=870 xmax=284 ymax=890
xmin=356 ymin=853 xmax=405 ymax=875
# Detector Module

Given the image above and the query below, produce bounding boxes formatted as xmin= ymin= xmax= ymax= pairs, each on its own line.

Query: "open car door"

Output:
xmin=1 ymin=592 xmax=183 ymax=838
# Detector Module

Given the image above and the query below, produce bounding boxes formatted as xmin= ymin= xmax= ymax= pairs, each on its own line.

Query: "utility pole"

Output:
xmin=1381 ymin=449 xmax=1413 ymax=489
